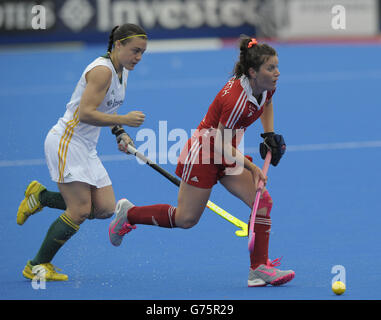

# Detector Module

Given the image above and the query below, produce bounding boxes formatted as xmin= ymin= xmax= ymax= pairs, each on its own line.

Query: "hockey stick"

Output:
xmin=248 ymin=151 xmax=272 ymax=252
xmin=126 ymin=144 xmax=248 ymax=237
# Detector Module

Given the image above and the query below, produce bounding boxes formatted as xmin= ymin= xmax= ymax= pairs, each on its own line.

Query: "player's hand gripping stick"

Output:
xmin=248 ymin=151 xmax=272 ymax=252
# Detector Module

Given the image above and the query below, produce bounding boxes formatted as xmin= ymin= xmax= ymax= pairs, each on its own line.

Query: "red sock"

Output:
xmin=250 ymin=190 xmax=273 ymax=270
xmin=250 ymin=219 xmax=271 ymax=269
xmin=127 ymin=204 xmax=176 ymax=228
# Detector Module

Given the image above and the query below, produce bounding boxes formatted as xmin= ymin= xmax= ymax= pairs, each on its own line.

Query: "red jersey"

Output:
xmin=175 ymin=76 xmax=275 ymax=189
xmin=198 ymin=76 xmax=275 ymax=132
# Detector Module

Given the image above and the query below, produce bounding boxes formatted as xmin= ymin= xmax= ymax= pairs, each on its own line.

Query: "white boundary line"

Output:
xmin=1 ymin=140 xmax=380 ymax=168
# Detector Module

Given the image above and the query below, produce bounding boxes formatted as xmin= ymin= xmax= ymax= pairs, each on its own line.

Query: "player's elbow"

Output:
xmin=78 ymin=106 xmax=93 ymax=124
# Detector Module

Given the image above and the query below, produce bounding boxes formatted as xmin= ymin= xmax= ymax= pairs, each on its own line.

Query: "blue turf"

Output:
xmin=0 ymin=43 xmax=380 ymax=300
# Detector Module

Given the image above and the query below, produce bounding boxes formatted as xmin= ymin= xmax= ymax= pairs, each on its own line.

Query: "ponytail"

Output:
xmin=107 ymin=25 xmax=119 ymax=54
xmin=233 ymin=35 xmax=277 ymax=78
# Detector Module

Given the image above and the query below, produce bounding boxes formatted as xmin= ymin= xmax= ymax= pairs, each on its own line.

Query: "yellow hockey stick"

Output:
xmin=126 ymin=145 xmax=248 ymax=237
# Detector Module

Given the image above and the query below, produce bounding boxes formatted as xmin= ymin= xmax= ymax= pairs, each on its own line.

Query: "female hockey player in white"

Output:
xmin=19 ymin=24 xmax=147 ymax=281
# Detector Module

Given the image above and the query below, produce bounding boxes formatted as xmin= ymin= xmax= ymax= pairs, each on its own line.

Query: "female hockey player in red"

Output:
xmin=109 ymin=36 xmax=295 ymax=287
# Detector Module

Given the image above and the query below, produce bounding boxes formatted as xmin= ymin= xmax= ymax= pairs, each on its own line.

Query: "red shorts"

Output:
xmin=175 ymin=137 xmax=251 ymax=189
xmin=175 ymin=160 xmax=225 ymax=189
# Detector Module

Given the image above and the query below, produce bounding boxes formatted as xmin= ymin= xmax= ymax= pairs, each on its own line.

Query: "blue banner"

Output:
xmin=0 ymin=0 xmax=258 ymax=44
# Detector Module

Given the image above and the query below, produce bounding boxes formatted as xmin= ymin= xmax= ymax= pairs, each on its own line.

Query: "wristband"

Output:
xmin=111 ymin=125 xmax=126 ymax=137
xmin=260 ymin=132 xmax=275 ymax=139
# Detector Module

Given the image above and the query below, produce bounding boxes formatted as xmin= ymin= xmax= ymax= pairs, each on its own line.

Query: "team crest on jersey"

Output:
xmin=247 ymin=102 xmax=257 ymax=117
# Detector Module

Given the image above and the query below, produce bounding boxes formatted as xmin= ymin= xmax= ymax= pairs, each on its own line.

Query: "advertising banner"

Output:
xmin=0 ymin=0 xmax=258 ymax=44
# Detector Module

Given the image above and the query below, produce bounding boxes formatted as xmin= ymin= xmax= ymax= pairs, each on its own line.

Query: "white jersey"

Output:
xmin=52 ymin=56 xmax=128 ymax=149
xmin=45 ymin=56 xmax=128 ymax=186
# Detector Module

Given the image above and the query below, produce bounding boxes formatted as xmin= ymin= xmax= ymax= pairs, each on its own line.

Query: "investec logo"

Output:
xmin=64 ymin=0 xmax=258 ymax=31
xmin=0 ymin=0 xmax=256 ymax=32
xmin=97 ymin=0 xmax=257 ymax=31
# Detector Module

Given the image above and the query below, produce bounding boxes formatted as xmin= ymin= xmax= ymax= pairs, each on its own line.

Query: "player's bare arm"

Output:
xmin=260 ymin=100 xmax=274 ymax=133
xmin=79 ymin=66 xmax=145 ymax=127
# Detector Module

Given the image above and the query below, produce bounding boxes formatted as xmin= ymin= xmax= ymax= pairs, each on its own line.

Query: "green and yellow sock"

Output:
xmin=39 ymin=191 xmax=96 ymax=219
xmin=30 ymin=213 xmax=79 ymax=266
xmin=39 ymin=190 xmax=67 ymax=210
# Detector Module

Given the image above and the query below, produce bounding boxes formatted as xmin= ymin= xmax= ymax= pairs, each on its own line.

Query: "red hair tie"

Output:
xmin=247 ymin=38 xmax=258 ymax=48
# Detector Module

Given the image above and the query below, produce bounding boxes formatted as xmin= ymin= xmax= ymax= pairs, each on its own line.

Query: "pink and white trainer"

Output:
xmin=109 ymin=199 xmax=136 ymax=247
xmin=248 ymin=257 xmax=295 ymax=287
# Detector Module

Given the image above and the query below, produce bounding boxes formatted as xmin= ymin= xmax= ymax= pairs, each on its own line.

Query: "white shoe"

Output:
xmin=108 ymin=199 xmax=136 ymax=247
xmin=248 ymin=258 xmax=295 ymax=287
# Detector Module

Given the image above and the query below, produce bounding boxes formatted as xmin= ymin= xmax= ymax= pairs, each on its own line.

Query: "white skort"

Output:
xmin=44 ymin=129 xmax=112 ymax=188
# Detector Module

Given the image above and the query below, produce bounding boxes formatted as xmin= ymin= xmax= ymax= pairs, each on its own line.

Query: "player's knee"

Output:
xmin=76 ymin=211 xmax=92 ymax=224
xmin=93 ymin=210 xmax=114 ymax=220
xmin=90 ymin=202 xmax=116 ymax=220
xmin=66 ymin=203 xmax=92 ymax=224
xmin=177 ymin=212 xmax=200 ymax=229
xmin=256 ymin=190 xmax=273 ymax=218
xmin=181 ymin=217 xmax=199 ymax=229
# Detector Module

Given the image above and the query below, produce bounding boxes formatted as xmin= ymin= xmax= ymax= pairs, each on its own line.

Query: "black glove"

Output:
xmin=259 ymin=132 xmax=286 ymax=166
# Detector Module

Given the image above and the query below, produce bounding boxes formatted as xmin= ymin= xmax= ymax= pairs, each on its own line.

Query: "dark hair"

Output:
xmin=107 ymin=23 xmax=147 ymax=54
xmin=233 ymin=35 xmax=277 ymax=78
